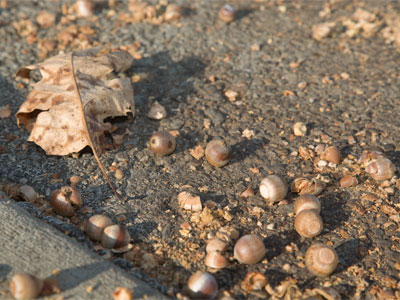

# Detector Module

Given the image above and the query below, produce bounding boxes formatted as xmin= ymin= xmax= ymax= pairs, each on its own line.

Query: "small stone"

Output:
xmin=189 ymin=145 xmax=205 ymax=160
xmin=70 ymin=175 xmax=83 ymax=187
xmin=242 ymin=129 xmax=255 ymax=139
xmin=225 ymin=89 xmax=239 ymax=101
xmin=115 ymin=152 xmax=129 ymax=162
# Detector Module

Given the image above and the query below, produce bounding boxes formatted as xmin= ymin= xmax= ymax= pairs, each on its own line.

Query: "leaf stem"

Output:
xmin=70 ymin=52 xmax=121 ymax=200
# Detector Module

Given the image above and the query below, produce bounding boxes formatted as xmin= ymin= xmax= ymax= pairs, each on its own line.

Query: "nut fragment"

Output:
xmin=304 ymin=287 xmax=342 ymax=300
xmin=291 ymin=177 xmax=325 ymax=195
xmin=340 ymin=175 xmax=358 ymax=188
xmin=189 ymin=145 xmax=205 ymax=160
xmin=293 ymin=122 xmax=307 ymax=136
xmin=312 ymin=22 xmax=335 ymax=41
xmin=225 ymin=89 xmax=239 ymax=102
xmin=242 ymin=272 xmax=268 ymax=291
xmin=18 ymin=185 xmax=38 ymax=202
xmin=320 ymin=146 xmax=341 ymax=164
xmin=178 ymin=191 xmax=202 ymax=211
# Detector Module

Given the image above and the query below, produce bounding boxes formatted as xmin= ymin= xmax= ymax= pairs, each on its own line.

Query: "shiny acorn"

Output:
xmin=205 ymin=138 xmax=232 ymax=167
xmin=101 ymin=224 xmax=131 ymax=249
xmin=9 ymin=273 xmax=44 ymax=300
xmin=294 ymin=194 xmax=321 ymax=215
xmin=187 ymin=271 xmax=218 ymax=299
xmin=205 ymin=251 xmax=228 ymax=270
xmin=233 ymin=234 xmax=266 ymax=264
xmin=259 ymin=175 xmax=288 ymax=202
xmin=50 ymin=186 xmax=82 ymax=217
xmin=149 ymin=131 xmax=176 ymax=156
xmin=84 ymin=214 xmax=114 ymax=242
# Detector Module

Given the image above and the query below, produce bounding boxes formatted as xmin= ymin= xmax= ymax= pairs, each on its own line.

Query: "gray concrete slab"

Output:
xmin=0 ymin=193 xmax=168 ymax=300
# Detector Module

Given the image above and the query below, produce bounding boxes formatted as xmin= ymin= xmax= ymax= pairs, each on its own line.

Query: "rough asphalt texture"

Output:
xmin=1 ymin=0 xmax=400 ymax=299
xmin=0 ymin=193 xmax=166 ymax=300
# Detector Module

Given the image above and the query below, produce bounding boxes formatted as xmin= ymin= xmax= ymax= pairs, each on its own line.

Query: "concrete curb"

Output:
xmin=0 ymin=194 xmax=168 ymax=300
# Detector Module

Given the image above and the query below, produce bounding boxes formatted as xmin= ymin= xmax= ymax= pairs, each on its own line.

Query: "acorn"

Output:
xmin=187 ymin=271 xmax=218 ymax=299
xmin=84 ymin=214 xmax=114 ymax=242
xmin=294 ymin=210 xmax=323 ymax=238
xmin=294 ymin=194 xmax=321 ymax=215
xmin=205 ymin=138 xmax=232 ymax=167
xmin=147 ymin=101 xmax=167 ymax=120
xmin=206 ymin=238 xmax=228 ymax=253
xmin=50 ymin=186 xmax=82 ymax=217
xmin=205 ymin=251 xmax=228 ymax=270
xmin=233 ymin=234 xmax=266 ymax=264
xmin=101 ymin=225 xmax=131 ymax=249
xmin=9 ymin=273 xmax=44 ymax=300
xmin=305 ymin=244 xmax=338 ymax=277
xmin=259 ymin=175 xmax=288 ymax=202
xmin=149 ymin=131 xmax=176 ymax=156
xmin=218 ymin=4 xmax=236 ymax=23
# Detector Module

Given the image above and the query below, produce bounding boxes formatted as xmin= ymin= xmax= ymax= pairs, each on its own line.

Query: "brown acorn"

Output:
xmin=305 ymin=244 xmax=338 ymax=277
xmin=205 ymin=138 xmax=232 ymax=167
xmin=50 ymin=186 xmax=82 ymax=217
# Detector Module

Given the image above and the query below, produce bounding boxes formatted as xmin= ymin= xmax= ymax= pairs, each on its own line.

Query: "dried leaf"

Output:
xmin=16 ymin=47 xmax=134 ymax=196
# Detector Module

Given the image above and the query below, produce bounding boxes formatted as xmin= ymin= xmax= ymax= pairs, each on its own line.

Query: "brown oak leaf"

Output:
xmin=16 ymin=47 xmax=135 ymax=196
